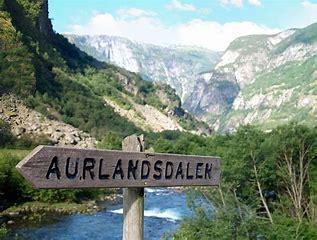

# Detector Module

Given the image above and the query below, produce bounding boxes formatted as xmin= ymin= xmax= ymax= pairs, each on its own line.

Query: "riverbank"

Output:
xmin=0 ymin=193 xmax=121 ymax=228
xmin=4 ymin=188 xmax=189 ymax=240
xmin=1 ymin=188 xmax=185 ymax=225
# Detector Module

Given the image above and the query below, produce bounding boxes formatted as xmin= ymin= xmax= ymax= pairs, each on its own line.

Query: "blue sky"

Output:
xmin=48 ymin=0 xmax=317 ymax=51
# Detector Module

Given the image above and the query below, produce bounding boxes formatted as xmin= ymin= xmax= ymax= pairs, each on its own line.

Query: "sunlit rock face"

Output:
xmin=186 ymin=24 xmax=317 ymax=132
xmin=65 ymin=34 xmax=221 ymax=103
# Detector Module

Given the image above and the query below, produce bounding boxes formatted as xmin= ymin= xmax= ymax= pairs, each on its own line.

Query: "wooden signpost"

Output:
xmin=16 ymin=134 xmax=220 ymax=240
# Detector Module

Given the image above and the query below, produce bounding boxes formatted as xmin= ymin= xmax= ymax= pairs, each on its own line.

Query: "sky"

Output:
xmin=48 ymin=0 xmax=317 ymax=51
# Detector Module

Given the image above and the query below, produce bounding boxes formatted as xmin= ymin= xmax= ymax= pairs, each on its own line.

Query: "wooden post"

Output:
xmin=122 ymin=134 xmax=144 ymax=240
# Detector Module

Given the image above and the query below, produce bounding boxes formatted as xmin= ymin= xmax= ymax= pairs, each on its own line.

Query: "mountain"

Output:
xmin=66 ymin=25 xmax=317 ymax=133
xmin=186 ymin=25 xmax=317 ymax=131
xmin=0 ymin=0 xmax=211 ymax=146
xmin=3 ymin=0 xmax=315 ymax=136
xmin=65 ymin=34 xmax=221 ymax=102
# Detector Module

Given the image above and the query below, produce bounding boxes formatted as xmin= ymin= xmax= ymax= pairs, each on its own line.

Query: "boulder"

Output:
xmin=14 ymin=127 xmax=26 ymax=136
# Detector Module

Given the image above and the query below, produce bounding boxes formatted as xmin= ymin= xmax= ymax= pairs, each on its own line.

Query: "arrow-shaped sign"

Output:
xmin=16 ymin=145 xmax=220 ymax=189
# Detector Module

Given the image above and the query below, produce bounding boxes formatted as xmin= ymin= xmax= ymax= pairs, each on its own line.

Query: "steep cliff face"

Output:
xmin=37 ymin=0 xmax=53 ymax=38
xmin=183 ymin=71 xmax=239 ymax=120
xmin=65 ymin=34 xmax=221 ymax=102
xmin=189 ymin=24 xmax=317 ymax=131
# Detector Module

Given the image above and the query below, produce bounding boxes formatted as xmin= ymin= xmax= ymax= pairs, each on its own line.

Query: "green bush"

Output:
xmin=0 ymin=224 xmax=8 ymax=239
xmin=0 ymin=11 xmax=36 ymax=97
xmin=97 ymin=132 xmax=122 ymax=150
xmin=0 ymin=0 xmax=4 ymax=10
xmin=0 ymin=152 xmax=28 ymax=207
xmin=0 ymin=120 xmax=14 ymax=147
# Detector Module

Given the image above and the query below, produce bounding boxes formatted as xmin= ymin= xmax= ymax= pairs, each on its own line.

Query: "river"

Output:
xmin=8 ymin=188 xmax=191 ymax=240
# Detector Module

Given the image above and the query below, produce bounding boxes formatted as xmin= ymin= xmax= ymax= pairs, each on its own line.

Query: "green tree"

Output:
xmin=266 ymin=123 xmax=317 ymax=227
xmin=174 ymin=124 xmax=317 ymax=239
xmin=97 ymin=132 xmax=122 ymax=150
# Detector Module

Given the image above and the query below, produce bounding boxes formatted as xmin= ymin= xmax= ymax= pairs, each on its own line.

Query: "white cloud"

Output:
xmin=117 ymin=8 xmax=157 ymax=19
xmin=219 ymin=0 xmax=261 ymax=7
xmin=176 ymin=20 xmax=278 ymax=51
xmin=301 ymin=0 xmax=317 ymax=9
xmin=219 ymin=0 xmax=243 ymax=8
xmin=67 ymin=12 xmax=279 ymax=51
xmin=165 ymin=0 xmax=197 ymax=11
xmin=248 ymin=0 xmax=261 ymax=6
xmin=165 ymin=0 xmax=211 ymax=14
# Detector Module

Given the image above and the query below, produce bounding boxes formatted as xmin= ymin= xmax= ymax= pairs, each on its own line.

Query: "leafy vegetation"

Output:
xmin=0 ymin=11 xmax=35 ymax=96
xmin=0 ymin=224 xmax=7 ymax=239
xmin=149 ymin=123 xmax=317 ymax=239
xmin=97 ymin=132 xmax=122 ymax=150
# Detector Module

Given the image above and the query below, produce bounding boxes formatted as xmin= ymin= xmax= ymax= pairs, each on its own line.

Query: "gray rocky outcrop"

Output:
xmin=0 ymin=95 xmax=96 ymax=148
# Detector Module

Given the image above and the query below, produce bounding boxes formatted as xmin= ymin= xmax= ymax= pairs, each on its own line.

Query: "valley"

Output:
xmin=68 ymin=25 xmax=317 ymax=132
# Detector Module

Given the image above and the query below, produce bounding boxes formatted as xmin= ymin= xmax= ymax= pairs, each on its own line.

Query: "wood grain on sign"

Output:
xmin=16 ymin=145 xmax=220 ymax=189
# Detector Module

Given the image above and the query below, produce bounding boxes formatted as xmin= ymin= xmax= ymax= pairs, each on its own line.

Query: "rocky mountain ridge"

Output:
xmin=184 ymin=24 xmax=317 ymax=131
xmin=67 ymin=25 xmax=317 ymax=132
xmin=0 ymin=95 xmax=96 ymax=147
xmin=65 ymin=34 xmax=220 ymax=102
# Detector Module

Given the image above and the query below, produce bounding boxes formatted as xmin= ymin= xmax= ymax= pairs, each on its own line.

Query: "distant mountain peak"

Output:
xmin=187 ymin=23 xmax=317 ymax=132
xmin=65 ymin=34 xmax=221 ymax=102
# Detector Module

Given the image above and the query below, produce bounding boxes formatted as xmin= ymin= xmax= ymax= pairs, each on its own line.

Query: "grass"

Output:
xmin=0 ymin=201 xmax=94 ymax=216
xmin=0 ymin=149 xmax=30 ymax=159
xmin=0 ymin=201 xmax=100 ymax=232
